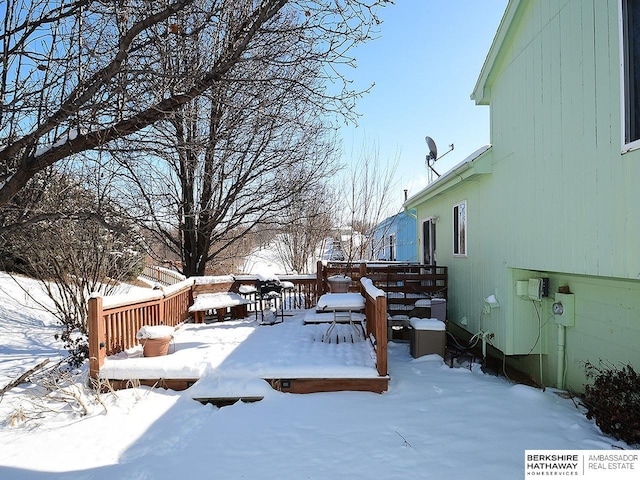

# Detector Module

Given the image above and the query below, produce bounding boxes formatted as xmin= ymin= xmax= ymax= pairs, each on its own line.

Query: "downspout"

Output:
xmin=404 ymin=207 xmax=417 ymax=219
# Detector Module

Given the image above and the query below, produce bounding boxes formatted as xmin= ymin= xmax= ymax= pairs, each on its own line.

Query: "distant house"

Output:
xmin=369 ymin=210 xmax=417 ymax=262
xmin=405 ymin=0 xmax=640 ymax=392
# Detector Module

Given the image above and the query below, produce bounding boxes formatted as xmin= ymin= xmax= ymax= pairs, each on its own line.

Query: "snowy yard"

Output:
xmin=0 ymin=272 xmax=632 ymax=479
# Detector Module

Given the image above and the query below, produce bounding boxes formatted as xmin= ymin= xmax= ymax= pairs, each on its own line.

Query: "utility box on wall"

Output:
xmin=505 ymin=269 xmax=551 ymax=355
xmin=553 ymin=292 xmax=575 ymax=327
xmin=527 ymin=277 xmax=549 ymax=300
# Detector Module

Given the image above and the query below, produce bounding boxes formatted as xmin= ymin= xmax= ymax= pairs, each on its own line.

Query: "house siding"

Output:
xmin=371 ymin=211 xmax=417 ymax=262
xmin=408 ymin=0 xmax=640 ymax=391
xmin=490 ymin=0 xmax=639 ymax=278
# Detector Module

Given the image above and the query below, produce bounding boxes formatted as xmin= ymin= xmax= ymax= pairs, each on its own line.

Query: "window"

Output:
xmin=622 ymin=0 xmax=640 ymax=148
xmin=453 ymin=201 xmax=467 ymax=256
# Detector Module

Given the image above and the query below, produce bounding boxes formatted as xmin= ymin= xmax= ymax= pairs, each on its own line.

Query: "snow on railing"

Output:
xmin=360 ymin=277 xmax=385 ymax=298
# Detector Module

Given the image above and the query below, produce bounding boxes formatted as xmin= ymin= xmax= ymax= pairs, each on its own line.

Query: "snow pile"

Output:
xmin=1 ymin=344 xmax=625 ymax=479
xmin=0 ymin=273 xmax=67 ymax=386
xmin=161 ymin=278 xmax=194 ymax=296
xmin=316 ymin=292 xmax=365 ymax=311
xmin=243 ymin=245 xmax=289 ymax=276
xmin=100 ymin=289 xmax=163 ymax=309
xmin=409 ymin=318 xmax=446 ymax=331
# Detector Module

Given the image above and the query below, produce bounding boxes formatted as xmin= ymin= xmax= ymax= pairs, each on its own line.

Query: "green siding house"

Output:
xmin=405 ymin=0 xmax=640 ymax=392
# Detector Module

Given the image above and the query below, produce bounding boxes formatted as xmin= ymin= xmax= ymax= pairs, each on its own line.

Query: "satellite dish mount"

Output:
xmin=425 ymin=136 xmax=454 ymax=180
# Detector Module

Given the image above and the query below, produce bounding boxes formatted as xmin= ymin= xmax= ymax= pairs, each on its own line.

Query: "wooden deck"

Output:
xmin=96 ymin=314 xmax=388 ymax=402
xmin=88 ymin=267 xmax=444 ymax=399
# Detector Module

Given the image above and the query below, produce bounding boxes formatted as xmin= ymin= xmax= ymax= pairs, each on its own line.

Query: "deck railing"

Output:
xmin=88 ymin=280 xmax=193 ymax=379
xmin=88 ymin=276 xmax=323 ymax=380
xmin=318 ymin=261 xmax=447 ymax=317
xmin=360 ymin=277 xmax=388 ymax=376
xmin=140 ymin=265 xmax=187 ymax=286
xmin=88 ymin=272 xmax=394 ymax=382
xmin=233 ymin=274 xmax=319 ymax=311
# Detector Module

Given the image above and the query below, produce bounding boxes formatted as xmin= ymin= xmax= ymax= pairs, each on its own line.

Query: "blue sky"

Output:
xmin=339 ymin=0 xmax=509 ymax=210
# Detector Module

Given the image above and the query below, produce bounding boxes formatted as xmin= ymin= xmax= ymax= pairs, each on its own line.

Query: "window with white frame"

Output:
xmin=622 ymin=0 xmax=640 ymax=149
xmin=453 ymin=201 xmax=467 ymax=256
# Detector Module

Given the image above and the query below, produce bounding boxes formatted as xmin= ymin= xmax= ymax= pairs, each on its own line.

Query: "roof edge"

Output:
xmin=471 ymin=0 xmax=523 ymax=105
xmin=404 ymin=145 xmax=492 ymax=207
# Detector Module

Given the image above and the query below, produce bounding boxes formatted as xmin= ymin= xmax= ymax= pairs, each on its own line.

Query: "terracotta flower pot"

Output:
xmin=141 ymin=336 xmax=172 ymax=357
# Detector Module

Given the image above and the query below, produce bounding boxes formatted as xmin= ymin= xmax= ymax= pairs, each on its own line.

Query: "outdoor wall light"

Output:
xmin=484 ymin=294 xmax=500 ymax=308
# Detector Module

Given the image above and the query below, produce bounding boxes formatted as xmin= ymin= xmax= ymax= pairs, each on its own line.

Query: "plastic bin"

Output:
xmin=412 ymin=298 xmax=447 ymax=322
xmin=409 ymin=318 xmax=446 ymax=358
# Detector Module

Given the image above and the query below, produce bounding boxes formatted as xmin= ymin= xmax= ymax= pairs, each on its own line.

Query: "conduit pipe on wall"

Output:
xmin=557 ymin=324 xmax=566 ymax=390
xmin=478 ymin=331 xmax=494 ymax=364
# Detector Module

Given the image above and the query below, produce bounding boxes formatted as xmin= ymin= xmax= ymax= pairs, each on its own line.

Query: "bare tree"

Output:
xmin=0 ymin=166 xmax=146 ymax=365
xmin=336 ymin=140 xmax=398 ymax=264
xmin=273 ymin=180 xmax=336 ymax=273
xmin=98 ymin=1 xmax=372 ymax=276
xmin=0 ymin=0 xmax=388 ymax=220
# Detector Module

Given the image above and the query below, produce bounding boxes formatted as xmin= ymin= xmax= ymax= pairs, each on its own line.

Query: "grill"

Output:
xmin=255 ymin=279 xmax=284 ymax=325
xmin=256 ymin=279 xmax=283 ymax=297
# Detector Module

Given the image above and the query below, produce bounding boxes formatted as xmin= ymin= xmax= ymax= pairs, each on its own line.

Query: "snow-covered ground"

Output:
xmin=0 ymin=272 xmax=634 ymax=479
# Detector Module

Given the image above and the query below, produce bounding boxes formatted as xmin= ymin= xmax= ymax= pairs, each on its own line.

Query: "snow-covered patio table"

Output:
xmin=316 ymin=293 xmax=366 ymax=312
xmin=315 ymin=293 xmax=366 ymax=343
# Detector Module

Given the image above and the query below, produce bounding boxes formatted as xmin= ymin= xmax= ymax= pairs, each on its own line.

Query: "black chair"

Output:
xmin=255 ymin=279 xmax=284 ymax=324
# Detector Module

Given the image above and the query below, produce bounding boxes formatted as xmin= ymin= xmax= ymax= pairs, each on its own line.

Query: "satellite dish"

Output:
xmin=425 ymin=136 xmax=437 ymax=161
xmin=424 ymin=135 xmax=454 ymax=182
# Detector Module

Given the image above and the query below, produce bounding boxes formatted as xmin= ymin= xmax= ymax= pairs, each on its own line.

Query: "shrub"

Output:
xmin=583 ymin=360 xmax=640 ymax=445
xmin=1 ymin=170 xmax=147 ymax=366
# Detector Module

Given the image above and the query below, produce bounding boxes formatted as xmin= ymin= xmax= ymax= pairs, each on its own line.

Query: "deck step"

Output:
xmin=193 ymin=396 xmax=264 ymax=407
xmin=188 ymin=374 xmax=273 ymax=407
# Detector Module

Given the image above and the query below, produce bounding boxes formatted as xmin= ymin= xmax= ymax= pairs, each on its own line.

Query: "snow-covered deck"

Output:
xmin=99 ymin=310 xmax=386 ymax=398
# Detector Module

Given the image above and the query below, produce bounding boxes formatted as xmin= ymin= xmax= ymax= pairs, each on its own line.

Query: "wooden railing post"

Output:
xmin=375 ymin=294 xmax=388 ymax=376
xmin=316 ymin=260 xmax=324 ymax=294
xmin=158 ymin=292 xmax=165 ymax=325
xmin=360 ymin=278 xmax=388 ymax=378
xmin=88 ymin=295 xmax=105 ymax=380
